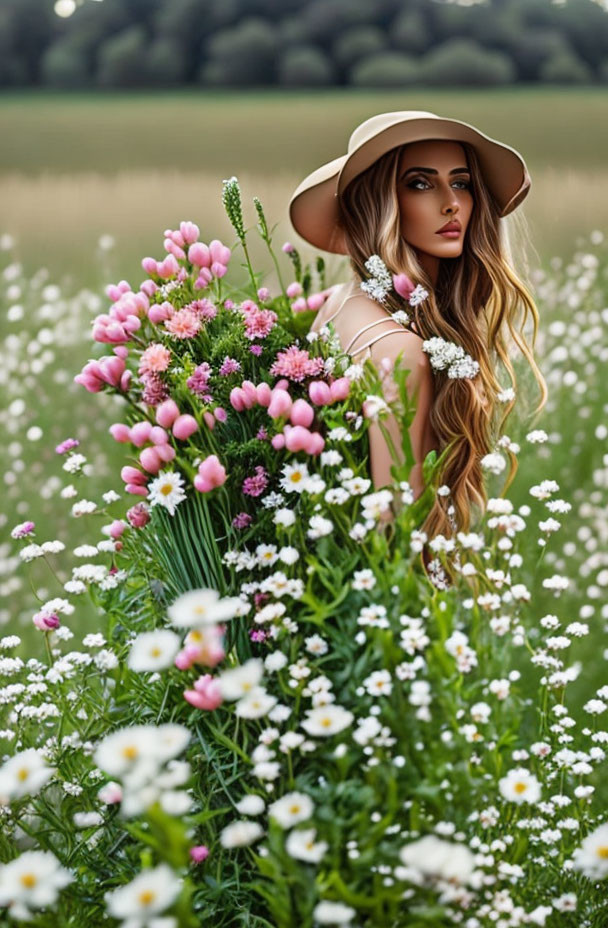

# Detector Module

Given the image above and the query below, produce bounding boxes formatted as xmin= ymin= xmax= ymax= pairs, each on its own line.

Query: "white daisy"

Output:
xmin=399 ymin=834 xmax=476 ymax=884
xmin=167 ymin=588 xmax=244 ymax=628
xmin=572 ymin=822 xmax=608 ymax=880
xmin=498 ymin=767 xmax=541 ymax=804
xmin=268 ymin=791 xmax=314 ymax=828
xmin=128 ymin=630 xmax=181 ymax=672
xmin=220 ymin=820 xmax=264 ymax=848
xmin=147 ymin=470 xmax=187 ymax=516
xmin=235 ymin=794 xmax=266 ymax=816
xmin=286 ymin=827 xmax=328 ymax=863
xmin=104 ymin=863 xmax=181 ymax=921
xmin=279 ymin=462 xmax=310 ymax=494
xmin=235 ymin=686 xmax=277 ymax=719
xmin=313 ymin=900 xmax=356 ymax=924
xmin=301 ymin=704 xmax=354 ymax=737
xmin=0 ymin=749 xmax=54 ymax=801
xmin=0 ymin=851 xmax=72 ymax=916
xmin=218 ymin=658 xmax=264 ymax=701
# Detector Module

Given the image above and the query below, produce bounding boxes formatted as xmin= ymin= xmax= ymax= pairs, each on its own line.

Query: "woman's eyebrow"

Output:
xmin=401 ymin=166 xmax=470 ymax=177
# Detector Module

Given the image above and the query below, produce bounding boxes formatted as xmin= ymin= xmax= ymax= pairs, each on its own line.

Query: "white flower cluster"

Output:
xmin=422 ymin=336 xmax=480 ymax=379
xmin=360 ymin=254 xmax=393 ymax=304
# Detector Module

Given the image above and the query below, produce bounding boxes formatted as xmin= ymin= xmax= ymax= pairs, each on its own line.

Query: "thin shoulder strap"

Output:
xmin=343 ymin=316 xmax=399 ymax=354
xmin=350 ymin=327 xmax=410 ymax=358
xmin=323 ymin=282 xmax=357 ymax=326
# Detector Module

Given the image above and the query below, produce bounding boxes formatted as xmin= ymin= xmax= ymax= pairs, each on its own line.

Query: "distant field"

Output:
xmin=0 ymin=89 xmax=607 ymax=281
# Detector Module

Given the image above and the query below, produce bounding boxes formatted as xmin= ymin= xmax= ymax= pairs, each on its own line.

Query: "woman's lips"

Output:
xmin=436 ymin=230 xmax=461 ymax=238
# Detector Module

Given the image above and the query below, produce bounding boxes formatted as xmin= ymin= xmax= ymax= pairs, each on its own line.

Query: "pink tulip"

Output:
xmin=229 ymin=387 xmax=246 ymax=412
xmin=156 ymin=399 xmax=180 ymax=428
xmin=195 ymin=268 xmax=213 ymax=289
xmin=126 ymin=483 xmax=149 ymax=496
xmin=194 ymin=454 xmax=227 ymax=493
xmin=140 ymin=446 xmax=162 ymax=474
xmin=180 ymin=221 xmax=200 ymax=244
xmin=308 ymin=380 xmax=332 ymax=406
xmin=140 ymin=279 xmax=157 ymax=298
xmin=241 ymin=380 xmax=258 ymax=409
xmin=121 ymin=465 xmax=148 ymax=485
xmin=156 ymin=255 xmax=179 ymax=279
xmin=164 ymin=239 xmax=186 ymax=261
xmin=271 ymin=433 xmax=285 ymax=449
xmin=148 ymin=302 xmax=173 ymax=324
xmin=291 ymin=297 xmax=308 ymax=313
xmin=188 ymin=242 xmax=211 ymax=267
xmin=113 ymin=345 xmax=129 ymax=359
xmin=106 ymin=280 xmax=131 ymax=302
xmin=256 ymin=382 xmax=272 ymax=406
xmin=149 ymin=426 xmax=169 ymax=445
xmin=129 ymin=421 xmax=153 ymax=447
xmin=209 ymin=239 xmax=231 ymax=266
xmin=109 ymin=423 xmax=131 ymax=443
xmin=109 ymin=520 xmax=126 ymax=539
xmin=286 ymin=282 xmax=302 ymax=298
xmin=203 ymin=411 xmax=215 ymax=430
xmin=268 ymin=389 xmax=292 ymax=420
xmin=257 ymin=287 xmax=270 ymax=302
xmin=289 ymin=398 xmax=314 ymax=428
xmin=275 ymin=379 xmax=290 ymax=391
xmin=172 ymin=414 xmax=198 ymax=441
xmin=307 ymin=293 xmax=326 ymax=311
xmin=329 ymin=377 xmax=351 ymax=402
xmin=308 ymin=431 xmax=325 ymax=455
xmin=393 ymin=272 xmax=415 ymax=301
xmin=214 ymin=406 xmax=227 ymax=423
xmin=142 ymin=257 xmax=158 ymax=275
xmin=156 ymin=444 xmax=176 ymax=463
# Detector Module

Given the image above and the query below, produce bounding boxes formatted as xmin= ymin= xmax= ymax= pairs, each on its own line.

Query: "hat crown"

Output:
xmin=347 ymin=110 xmax=440 ymax=154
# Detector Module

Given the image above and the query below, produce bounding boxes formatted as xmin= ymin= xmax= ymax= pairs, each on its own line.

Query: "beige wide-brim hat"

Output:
xmin=288 ymin=110 xmax=531 ymax=255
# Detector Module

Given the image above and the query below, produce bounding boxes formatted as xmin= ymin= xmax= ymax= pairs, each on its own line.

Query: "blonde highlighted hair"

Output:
xmin=334 ymin=140 xmax=548 ymax=541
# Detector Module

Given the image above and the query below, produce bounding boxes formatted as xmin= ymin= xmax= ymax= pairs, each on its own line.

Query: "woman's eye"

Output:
xmin=407 ymin=179 xmax=471 ymax=190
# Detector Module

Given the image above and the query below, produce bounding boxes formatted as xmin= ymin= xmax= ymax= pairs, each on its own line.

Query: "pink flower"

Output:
xmin=249 ymin=345 xmax=263 ymax=356
xmin=156 ymin=399 xmax=180 ymax=428
xmin=289 ymin=398 xmax=314 ymax=428
xmin=232 ymin=512 xmax=252 ymax=529
xmin=393 ymin=272 xmax=415 ymax=301
xmin=214 ymin=406 xmax=227 ymax=423
xmin=267 ymin=388 xmax=292 ymax=419
xmin=172 ymin=414 xmax=198 ymax=441
xmin=242 ymin=465 xmax=268 ymax=497
xmin=194 ymin=454 xmax=227 ymax=493
xmin=329 ymin=377 xmax=351 ymax=402
xmin=218 ymin=356 xmax=240 ymax=376
xmin=33 ymin=611 xmax=60 ymax=631
xmin=284 ymin=424 xmax=324 ymax=455
xmin=164 ymin=308 xmax=200 ymax=339
xmin=180 ymin=221 xmax=200 ymax=244
xmin=109 ymin=520 xmax=126 ymax=539
xmin=282 ymin=242 xmax=295 ymax=253
xmin=11 ymin=521 xmax=35 ymax=539
xmin=74 ymin=356 xmax=130 ymax=393
xmin=148 ymin=301 xmax=173 ymax=324
xmin=126 ymin=502 xmax=150 ymax=528
xmin=55 ymin=437 xmax=79 ymax=454
xmin=190 ymin=845 xmax=209 ymax=864
xmin=98 ymin=782 xmax=123 ymax=804
xmin=129 ymin=421 xmax=153 ymax=447
xmin=139 ymin=343 xmax=171 ymax=374
xmin=242 ymin=306 xmax=278 ymax=341
xmin=186 ymin=362 xmax=212 ymax=399
xmin=308 ymin=380 xmax=332 ymax=406
xmin=184 ymin=673 xmax=223 ymax=710
xmin=269 ymin=346 xmax=324 ymax=383
xmin=187 ymin=299 xmax=217 ymax=321
xmin=188 ymin=242 xmax=211 ymax=267
xmin=109 ymin=423 xmax=131 ymax=443
xmin=257 ymin=287 xmax=270 ymax=302
xmin=286 ymin=282 xmax=303 ymax=298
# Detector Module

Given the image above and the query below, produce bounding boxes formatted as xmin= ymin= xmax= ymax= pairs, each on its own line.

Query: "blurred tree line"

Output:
xmin=1 ymin=0 xmax=608 ymax=88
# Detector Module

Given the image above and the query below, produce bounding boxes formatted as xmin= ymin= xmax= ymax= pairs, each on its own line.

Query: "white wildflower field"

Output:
xmin=0 ymin=183 xmax=607 ymax=928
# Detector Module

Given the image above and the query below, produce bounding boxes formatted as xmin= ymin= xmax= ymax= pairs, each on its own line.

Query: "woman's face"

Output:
xmin=396 ymin=139 xmax=473 ymax=269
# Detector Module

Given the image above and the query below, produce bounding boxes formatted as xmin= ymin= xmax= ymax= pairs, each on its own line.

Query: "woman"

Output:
xmin=289 ymin=111 xmax=547 ymax=542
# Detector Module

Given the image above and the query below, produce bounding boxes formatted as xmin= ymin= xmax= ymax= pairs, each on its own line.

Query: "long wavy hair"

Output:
xmin=332 ymin=139 xmax=548 ymax=543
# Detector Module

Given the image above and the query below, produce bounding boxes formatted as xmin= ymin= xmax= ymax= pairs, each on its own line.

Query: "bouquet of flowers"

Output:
xmin=2 ymin=181 xmax=607 ymax=928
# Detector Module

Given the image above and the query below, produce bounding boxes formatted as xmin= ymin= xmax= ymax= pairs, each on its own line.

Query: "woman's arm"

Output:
xmin=366 ymin=332 xmax=438 ymax=509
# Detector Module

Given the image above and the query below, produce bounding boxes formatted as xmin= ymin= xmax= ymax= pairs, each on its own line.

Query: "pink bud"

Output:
xmin=229 ymin=387 xmax=246 ymax=412
xmin=156 ymin=399 xmax=180 ymax=428
xmin=307 ymin=292 xmax=326 ymax=311
xmin=275 ymin=379 xmax=290 ymax=391
xmin=33 ymin=611 xmax=60 ymax=631
xmin=286 ymin=282 xmax=302 ymax=298
xmin=256 ymin=382 xmax=272 ymax=407
xmin=121 ymin=466 xmax=147 ymax=485
xmin=109 ymin=519 xmax=126 ymax=539
xmin=195 ymin=268 xmax=213 ymax=289
xmin=148 ymin=303 xmax=172 ymax=324
xmin=126 ymin=483 xmax=149 ymax=496
xmin=289 ymin=398 xmax=314 ymax=428
xmin=184 ymin=673 xmax=223 ymax=709
xmin=156 ymin=444 xmax=176 ymax=463
xmin=208 ymin=239 xmax=231 ymax=266
xmin=329 ymin=377 xmax=351 ymax=402
xmin=113 ymin=345 xmax=129 ymax=359
xmin=291 ymin=297 xmax=308 ymax=313
xmin=190 ymin=845 xmax=209 ymax=864
xmin=129 ymin=421 xmax=153 ymax=447
xmin=180 ymin=221 xmax=200 ymax=244
xmin=188 ymin=242 xmax=211 ymax=267
xmin=194 ymin=454 xmax=227 ymax=493
xmin=142 ymin=257 xmax=158 ymax=274
xmin=214 ymin=406 xmax=227 ymax=423
xmin=307 ymin=431 xmax=325 ymax=455
xmin=267 ymin=389 xmax=292 ymax=420
xmin=271 ymin=433 xmax=285 ymax=449
xmin=149 ymin=426 xmax=169 ymax=445
xmin=172 ymin=414 xmax=198 ymax=441
xmin=241 ymin=380 xmax=258 ymax=409
xmin=284 ymin=425 xmax=311 ymax=453
xmin=308 ymin=380 xmax=332 ymax=406
xmin=203 ymin=411 xmax=216 ymax=430
xmin=126 ymin=503 xmax=150 ymax=528
xmin=139 ymin=446 xmax=162 ymax=474
xmin=257 ymin=287 xmax=270 ymax=302
xmin=392 ymin=272 xmax=415 ymax=300
xmin=109 ymin=423 xmax=131 ymax=443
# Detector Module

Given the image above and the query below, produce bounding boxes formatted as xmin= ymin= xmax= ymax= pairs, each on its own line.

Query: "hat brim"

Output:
xmin=289 ymin=114 xmax=531 ymax=255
